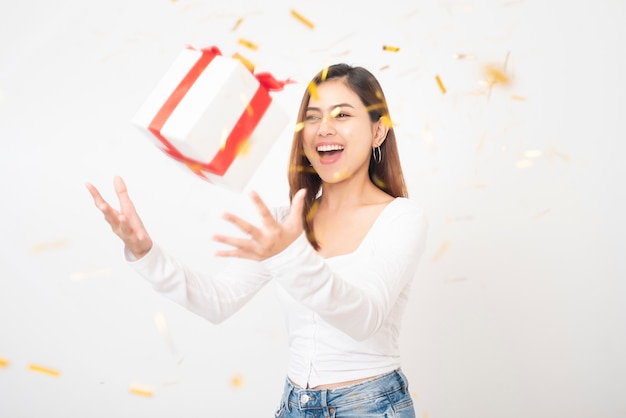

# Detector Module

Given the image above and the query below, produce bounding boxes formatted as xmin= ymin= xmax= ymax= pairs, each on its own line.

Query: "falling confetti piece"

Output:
xmin=70 ymin=267 xmax=113 ymax=281
xmin=294 ymin=122 xmax=305 ymax=133
xmin=435 ymin=74 xmax=446 ymax=94
xmin=28 ymin=364 xmax=60 ymax=377
xmin=0 ymin=357 xmax=8 ymax=367
xmin=483 ymin=64 xmax=510 ymax=87
xmin=232 ymin=52 xmax=255 ymax=72
xmin=423 ymin=123 xmax=434 ymax=146
xmin=129 ymin=384 xmax=154 ymax=397
xmin=238 ymin=38 xmax=258 ymax=51
xmin=444 ymin=277 xmax=467 ymax=284
xmin=423 ymin=412 xmax=429 ymax=418
xmin=380 ymin=65 xmax=391 ymax=71
xmin=321 ymin=65 xmax=329 ymax=81
xmin=411 ymin=390 xmax=418 ymax=399
xmin=453 ymin=53 xmax=475 ymax=60
xmin=236 ymin=137 xmax=251 ymax=157
xmin=329 ymin=106 xmax=342 ymax=118
xmin=307 ymin=81 xmax=319 ymax=100
xmin=511 ymin=94 xmax=527 ymax=101
xmin=432 ymin=241 xmax=449 ymax=262
xmin=232 ymin=17 xmax=244 ymax=31
xmin=383 ymin=45 xmax=400 ymax=52
xmin=516 ymin=159 xmax=533 ymax=168
xmin=380 ymin=115 xmax=394 ymax=128
xmin=548 ymin=147 xmax=569 ymax=162
xmin=476 ymin=133 xmax=487 ymax=153
xmin=230 ymin=373 xmax=244 ymax=389
xmin=306 ymin=199 xmax=319 ymax=224
xmin=291 ymin=9 xmax=314 ymax=29
xmin=31 ymin=239 xmax=70 ymax=254
xmin=523 ymin=149 xmax=542 ymax=159
xmin=533 ymin=208 xmax=551 ymax=220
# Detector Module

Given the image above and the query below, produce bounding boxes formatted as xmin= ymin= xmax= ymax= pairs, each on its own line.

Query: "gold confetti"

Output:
xmin=294 ymin=122 xmax=305 ymax=133
xmin=0 ymin=357 xmax=8 ymax=367
xmin=411 ymin=390 xmax=418 ymax=399
xmin=236 ymin=137 xmax=251 ymax=157
xmin=423 ymin=123 xmax=434 ymax=146
xmin=380 ymin=115 xmax=393 ymax=128
xmin=365 ymin=102 xmax=386 ymax=113
xmin=306 ymin=200 xmax=319 ymax=223
xmin=321 ymin=65 xmax=329 ymax=81
xmin=423 ymin=412 xmax=429 ymax=418
xmin=230 ymin=373 xmax=244 ymax=389
xmin=380 ymin=65 xmax=390 ymax=71
xmin=523 ymin=149 xmax=542 ymax=159
xmin=533 ymin=208 xmax=551 ymax=220
xmin=129 ymin=384 xmax=153 ymax=397
xmin=435 ymin=74 xmax=446 ymax=94
xmin=219 ymin=126 xmax=230 ymax=151
xmin=232 ymin=52 xmax=255 ymax=72
xmin=70 ymin=267 xmax=113 ymax=281
xmin=511 ymin=94 xmax=527 ymax=101
xmin=432 ymin=241 xmax=449 ymax=262
xmin=476 ymin=133 xmax=487 ymax=153
xmin=383 ymin=45 xmax=400 ymax=52
xmin=232 ymin=17 xmax=244 ymax=31
xmin=31 ymin=239 xmax=70 ymax=253
xmin=28 ymin=364 xmax=60 ymax=377
xmin=307 ymin=81 xmax=319 ymax=100
xmin=329 ymin=106 xmax=341 ymax=118
xmin=444 ymin=276 xmax=467 ymax=284
xmin=238 ymin=38 xmax=258 ymax=51
xmin=453 ymin=53 xmax=475 ymax=60
xmin=516 ymin=159 xmax=533 ymax=168
xmin=548 ymin=147 xmax=569 ymax=162
xmin=291 ymin=9 xmax=314 ymax=29
xmin=484 ymin=65 xmax=510 ymax=85
xmin=372 ymin=174 xmax=387 ymax=190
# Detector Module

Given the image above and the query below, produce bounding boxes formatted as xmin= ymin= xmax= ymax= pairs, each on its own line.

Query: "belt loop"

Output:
xmin=321 ymin=389 xmax=329 ymax=417
xmin=285 ymin=381 xmax=294 ymax=412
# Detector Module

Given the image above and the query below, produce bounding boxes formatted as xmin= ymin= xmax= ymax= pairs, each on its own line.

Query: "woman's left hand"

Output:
xmin=213 ymin=188 xmax=307 ymax=261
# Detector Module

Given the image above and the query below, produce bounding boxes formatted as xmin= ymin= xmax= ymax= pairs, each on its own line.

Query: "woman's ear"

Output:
xmin=372 ymin=119 xmax=389 ymax=147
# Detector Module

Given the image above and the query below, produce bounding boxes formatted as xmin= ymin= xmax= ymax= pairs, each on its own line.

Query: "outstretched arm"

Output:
xmin=86 ymin=176 xmax=153 ymax=259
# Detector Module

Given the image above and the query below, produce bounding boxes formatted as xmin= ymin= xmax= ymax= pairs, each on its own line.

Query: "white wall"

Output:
xmin=1 ymin=1 xmax=624 ymax=417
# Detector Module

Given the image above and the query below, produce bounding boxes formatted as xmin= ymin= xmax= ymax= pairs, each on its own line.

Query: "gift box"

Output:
xmin=132 ymin=46 xmax=290 ymax=191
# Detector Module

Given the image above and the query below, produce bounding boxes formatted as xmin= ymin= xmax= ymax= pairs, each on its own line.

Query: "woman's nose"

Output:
xmin=317 ymin=116 xmax=335 ymax=136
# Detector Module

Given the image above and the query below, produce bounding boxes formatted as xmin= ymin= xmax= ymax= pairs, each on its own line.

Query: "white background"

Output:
xmin=1 ymin=1 xmax=624 ymax=417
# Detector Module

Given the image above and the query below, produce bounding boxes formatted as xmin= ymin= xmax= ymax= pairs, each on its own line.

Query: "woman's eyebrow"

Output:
xmin=306 ymin=103 xmax=355 ymax=112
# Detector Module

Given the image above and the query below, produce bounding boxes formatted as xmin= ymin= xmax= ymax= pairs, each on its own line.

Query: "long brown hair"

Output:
xmin=287 ymin=64 xmax=408 ymax=249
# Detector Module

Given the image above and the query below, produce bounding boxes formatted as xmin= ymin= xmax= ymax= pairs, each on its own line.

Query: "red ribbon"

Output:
xmin=147 ymin=46 xmax=287 ymax=179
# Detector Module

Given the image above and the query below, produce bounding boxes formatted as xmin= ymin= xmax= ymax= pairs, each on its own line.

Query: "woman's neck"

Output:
xmin=319 ymin=177 xmax=389 ymax=211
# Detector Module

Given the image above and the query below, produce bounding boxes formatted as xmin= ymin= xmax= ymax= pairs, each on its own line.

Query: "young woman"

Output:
xmin=87 ymin=63 xmax=427 ymax=418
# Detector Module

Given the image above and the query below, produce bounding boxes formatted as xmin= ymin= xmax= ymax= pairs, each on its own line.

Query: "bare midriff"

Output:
xmin=293 ymin=376 xmax=373 ymax=390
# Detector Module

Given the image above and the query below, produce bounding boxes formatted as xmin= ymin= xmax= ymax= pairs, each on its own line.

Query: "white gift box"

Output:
xmin=132 ymin=47 xmax=290 ymax=191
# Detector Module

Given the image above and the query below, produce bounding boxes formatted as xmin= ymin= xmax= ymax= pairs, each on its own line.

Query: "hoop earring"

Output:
xmin=373 ymin=146 xmax=382 ymax=163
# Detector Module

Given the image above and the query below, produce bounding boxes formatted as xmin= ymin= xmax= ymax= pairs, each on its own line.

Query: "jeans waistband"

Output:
xmin=282 ymin=369 xmax=409 ymax=411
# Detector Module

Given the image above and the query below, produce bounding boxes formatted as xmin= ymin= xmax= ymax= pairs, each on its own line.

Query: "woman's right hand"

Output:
xmin=86 ymin=176 xmax=153 ymax=259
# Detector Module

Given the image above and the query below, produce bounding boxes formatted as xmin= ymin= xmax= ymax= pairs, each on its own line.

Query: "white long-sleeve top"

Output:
xmin=126 ymin=197 xmax=427 ymax=388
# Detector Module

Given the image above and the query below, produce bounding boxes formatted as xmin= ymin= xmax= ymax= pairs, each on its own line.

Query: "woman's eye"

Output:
xmin=335 ymin=113 xmax=349 ymax=118
xmin=304 ymin=114 xmax=320 ymax=122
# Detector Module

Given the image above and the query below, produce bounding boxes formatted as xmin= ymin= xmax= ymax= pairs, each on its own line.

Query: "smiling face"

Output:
xmin=302 ymin=79 xmax=386 ymax=184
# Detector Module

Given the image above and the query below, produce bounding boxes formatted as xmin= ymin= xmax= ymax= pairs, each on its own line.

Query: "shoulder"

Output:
xmin=387 ymin=197 xmax=425 ymax=219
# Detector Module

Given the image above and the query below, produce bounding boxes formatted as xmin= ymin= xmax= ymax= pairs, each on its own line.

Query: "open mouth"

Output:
xmin=316 ymin=144 xmax=344 ymax=158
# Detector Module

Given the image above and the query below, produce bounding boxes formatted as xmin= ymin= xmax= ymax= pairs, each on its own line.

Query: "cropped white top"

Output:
xmin=126 ymin=197 xmax=427 ymax=388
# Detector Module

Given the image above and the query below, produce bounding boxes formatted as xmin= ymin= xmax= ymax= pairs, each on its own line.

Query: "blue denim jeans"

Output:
xmin=274 ymin=369 xmax=416 ymax=418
